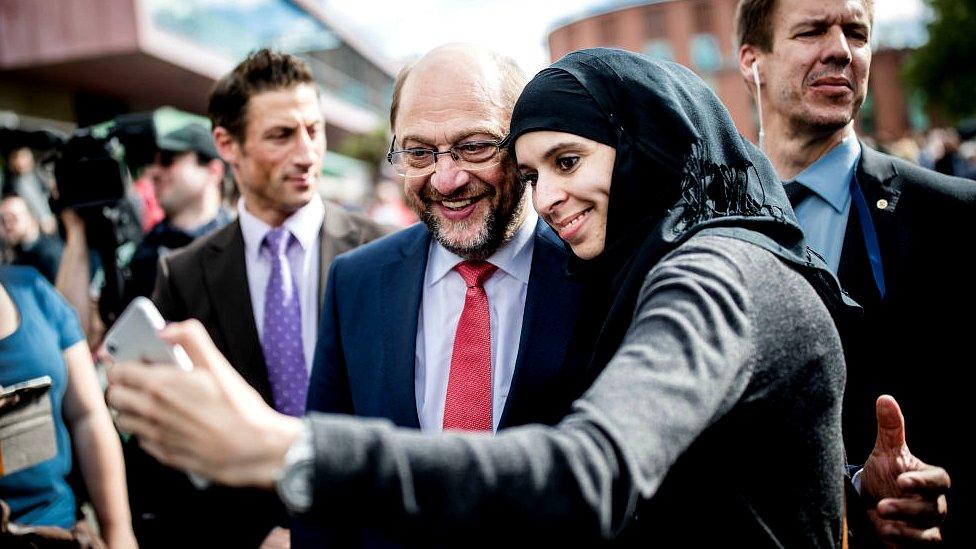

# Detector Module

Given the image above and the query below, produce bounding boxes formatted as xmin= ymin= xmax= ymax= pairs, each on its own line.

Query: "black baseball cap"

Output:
xmin=157 ymin=123 xmax=219 ymax=161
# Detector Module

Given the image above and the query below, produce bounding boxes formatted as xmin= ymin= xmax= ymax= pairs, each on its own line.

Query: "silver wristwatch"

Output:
xmin=276 ymin=419 xmax=314 ymax=514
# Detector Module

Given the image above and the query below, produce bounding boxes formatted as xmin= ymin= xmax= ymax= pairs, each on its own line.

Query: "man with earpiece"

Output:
xmin=737 ymin=0 xmax=975 ymax=546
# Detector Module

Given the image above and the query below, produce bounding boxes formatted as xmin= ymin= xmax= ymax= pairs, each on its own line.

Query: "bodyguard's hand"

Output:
xmin=105 ymin=319 xmax=302 ymax=489
xmin=861 ymin=395 xmax=949 ymax=546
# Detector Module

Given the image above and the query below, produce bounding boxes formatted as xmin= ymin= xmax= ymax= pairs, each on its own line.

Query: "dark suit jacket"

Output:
xmin=297 ymin=218 xmax=584 ymax=547
xmin=840 ymin=145 xmax=976 ymax=546
xmin=124 ymin=201 xmax=385 ymax=548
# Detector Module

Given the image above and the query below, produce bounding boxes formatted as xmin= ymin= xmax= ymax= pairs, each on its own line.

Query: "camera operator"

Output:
xmin=56 ymin=124 xmax=231 ymax=342
xmin=124 ymin=124 xmax=232 ymax=302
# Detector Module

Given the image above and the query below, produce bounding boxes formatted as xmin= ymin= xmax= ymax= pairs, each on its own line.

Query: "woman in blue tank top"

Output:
xmin=1 ymin=265 xmax=135 ymax=547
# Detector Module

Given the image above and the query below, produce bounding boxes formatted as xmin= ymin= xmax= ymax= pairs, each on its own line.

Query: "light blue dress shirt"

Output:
xmin=790 ymin=135 xmax=862 ymax=273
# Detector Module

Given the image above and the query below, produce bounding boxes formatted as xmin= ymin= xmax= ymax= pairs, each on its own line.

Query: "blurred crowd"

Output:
xmin=872 ymin=125 xmax=976 ymax=180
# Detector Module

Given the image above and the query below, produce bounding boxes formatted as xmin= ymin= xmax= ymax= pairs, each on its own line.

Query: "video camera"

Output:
xmin=1 ymin=112 xmax=157 ymax=210
xmin=1 ymin=113 xmax=158 ymax=325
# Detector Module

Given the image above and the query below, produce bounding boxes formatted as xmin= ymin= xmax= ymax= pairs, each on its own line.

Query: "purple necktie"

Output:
xmin=260 ymin=227 xmax=308 ymax=417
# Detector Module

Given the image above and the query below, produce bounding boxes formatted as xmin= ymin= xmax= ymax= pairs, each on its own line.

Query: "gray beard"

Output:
xmin=422 ymin=190 xmax=526 ymax=261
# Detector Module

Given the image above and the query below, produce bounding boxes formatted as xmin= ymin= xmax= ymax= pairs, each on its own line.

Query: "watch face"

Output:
xmin=288 ymin=467 xmax=310 ymax=496
xmin=280 ymin=457 xmax=314 ymax=512
xmin=278 ymin=421 xmax=314 ymax=512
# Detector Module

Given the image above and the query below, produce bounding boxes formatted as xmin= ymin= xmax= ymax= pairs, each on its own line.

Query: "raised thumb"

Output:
xmin=874 ymin=394 xmax=907 ymax=452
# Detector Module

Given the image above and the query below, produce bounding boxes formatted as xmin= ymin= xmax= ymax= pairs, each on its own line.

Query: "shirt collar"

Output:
xmin=159 ymin=207 xmax=234 ymax=239
xmin=427 ymin=207 xmax=538 ymax=286
xmin=792 ymin=134 xmax=862 ymax=213
xmin=198 ymin=207 xmax=234 ymax=236
xmin=237 ymin=194 xmax=325 ymax=254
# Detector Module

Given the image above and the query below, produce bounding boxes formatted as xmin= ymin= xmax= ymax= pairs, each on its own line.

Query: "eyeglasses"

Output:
xmin=156 ymin=150 xmax=199 ymax=168
xmin=386 ymin=135 xmax=506 ymax=177
xmin=156 ymin=150 xmax=179 ymax=168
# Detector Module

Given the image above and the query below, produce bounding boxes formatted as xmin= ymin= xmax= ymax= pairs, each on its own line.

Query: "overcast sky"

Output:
xmin=322 ymin=0 xmax=927 ymax=74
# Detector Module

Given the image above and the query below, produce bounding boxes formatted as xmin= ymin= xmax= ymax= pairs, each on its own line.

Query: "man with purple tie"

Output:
xmin=124 ymin=49 xmax=385 ymax=548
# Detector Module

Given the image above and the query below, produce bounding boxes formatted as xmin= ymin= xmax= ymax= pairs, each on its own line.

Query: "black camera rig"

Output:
xmin=1 ymin=112 xmax=158 ymax=325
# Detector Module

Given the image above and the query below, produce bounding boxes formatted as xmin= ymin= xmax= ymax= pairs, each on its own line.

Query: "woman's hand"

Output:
xmin=107 ymin=319 xmax=302 ymax=489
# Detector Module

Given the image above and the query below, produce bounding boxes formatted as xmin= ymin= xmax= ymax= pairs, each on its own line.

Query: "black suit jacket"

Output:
xmin=840 ymin=145 xmax=976 ymax=546
xmin=124 ymin=201 xmax=386 ymax=548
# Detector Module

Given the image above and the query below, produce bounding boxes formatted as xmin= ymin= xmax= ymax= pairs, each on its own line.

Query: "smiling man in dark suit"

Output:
xmin=737 ymin=0 xmax=972 ymax=544
xmin=127 ymin=49 xmax=385 ymax=548
xmin=296 ymin=44 xmax=584 ymax=547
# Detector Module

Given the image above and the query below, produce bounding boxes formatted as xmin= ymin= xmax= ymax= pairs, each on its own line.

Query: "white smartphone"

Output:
xmin=103 ymin=297 xmax=193 ymax=371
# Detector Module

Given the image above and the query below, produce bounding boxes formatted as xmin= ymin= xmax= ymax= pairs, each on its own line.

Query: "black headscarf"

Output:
xmin=508 ymin=48 xmax=857 ymax=381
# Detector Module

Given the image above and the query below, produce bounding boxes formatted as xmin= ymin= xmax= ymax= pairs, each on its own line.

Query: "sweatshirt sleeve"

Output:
xmin=305 ymin=240 xmax=758 ymax=543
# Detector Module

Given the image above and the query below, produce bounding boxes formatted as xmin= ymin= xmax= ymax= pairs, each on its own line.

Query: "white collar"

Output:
xmin=237 ymin=194 xmax=325 ymax=254
xmin=427 ymin=207 xmax=538 ymax=286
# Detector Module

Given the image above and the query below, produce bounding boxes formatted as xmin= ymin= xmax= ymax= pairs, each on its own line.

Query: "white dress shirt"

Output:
xmin=415 ymin=209 xmax=539 ymax=433
xmin=238 ymin=195 xmax=324 ymax=373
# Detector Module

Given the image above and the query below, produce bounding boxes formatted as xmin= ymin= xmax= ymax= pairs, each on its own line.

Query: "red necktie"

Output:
xmin=443 ymin=260 xmax=498 ymax=431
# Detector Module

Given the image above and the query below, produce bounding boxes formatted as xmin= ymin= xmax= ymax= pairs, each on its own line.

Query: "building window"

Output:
xmin=644 ymin=8 xmax=666 ymax=40
xmin=690 ymin=33 xmax=721 ymax=72
xmin=144 ymin=0 xmax=340 ymax=62
xmin=692 ymin=0 xmax=714 ymax=33
xmin=643 ymin=39 xmax=674 ymax=61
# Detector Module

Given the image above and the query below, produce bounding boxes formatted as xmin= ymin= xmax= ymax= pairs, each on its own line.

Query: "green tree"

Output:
xmin=904 ymin=0 xmax=976 ymax=122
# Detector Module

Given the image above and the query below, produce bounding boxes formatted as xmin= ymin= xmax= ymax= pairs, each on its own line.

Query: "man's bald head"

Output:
xmin=388 ymin=44 xmax=529 ymax=261
xmin=389 ymin=44 xmax=526 ymax=132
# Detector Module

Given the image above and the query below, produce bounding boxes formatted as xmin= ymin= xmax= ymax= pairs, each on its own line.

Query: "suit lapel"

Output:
xmin=202 ymin=221 xmax=273 ymax=403
xmin=378 ymin=227 xmax=430 ymax=429
xmin=499 ymin=219 xmax=580 ymax=428
xmin=318 ymin=201 xmax=354 ymax=307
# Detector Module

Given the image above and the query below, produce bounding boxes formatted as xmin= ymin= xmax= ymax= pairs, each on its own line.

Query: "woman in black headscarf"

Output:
xmin=497 ymin=48 xmax=854 ymax=546
xmin=111 ymin=49 xmax=856 ymax=547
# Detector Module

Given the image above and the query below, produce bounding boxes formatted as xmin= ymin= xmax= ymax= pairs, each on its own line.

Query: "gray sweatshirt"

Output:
xmin=304 ymin=234 xmax=846 ymax=547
